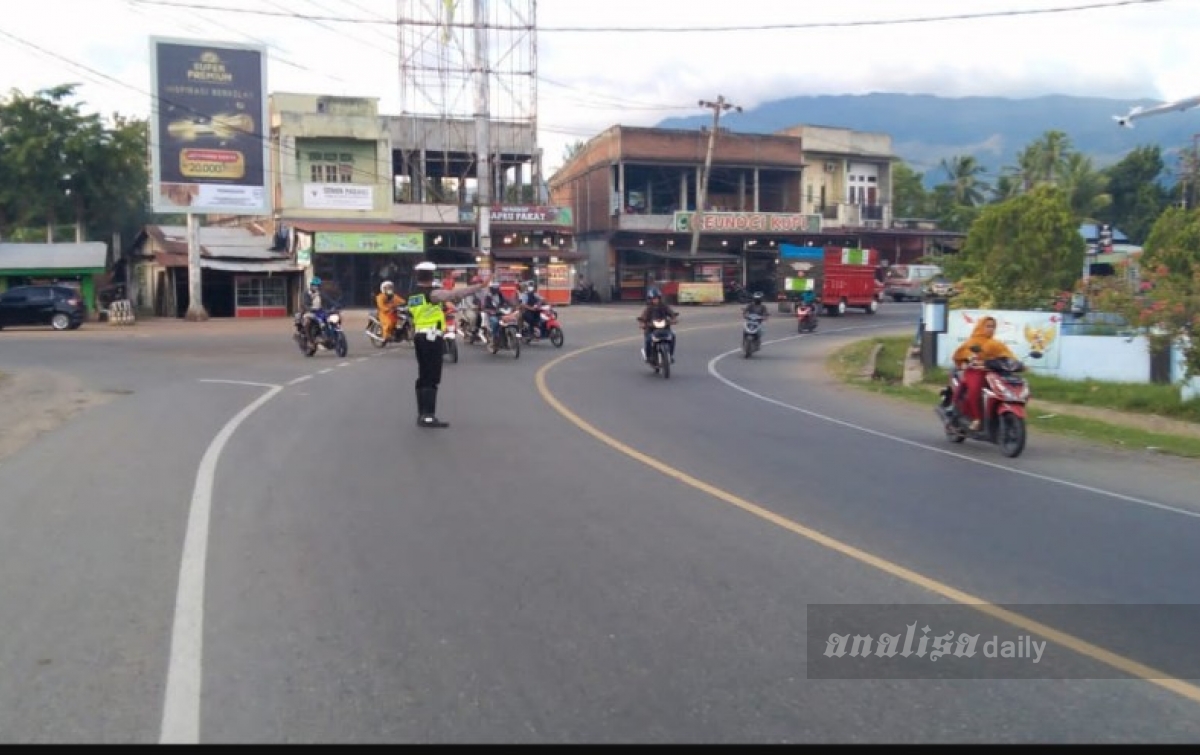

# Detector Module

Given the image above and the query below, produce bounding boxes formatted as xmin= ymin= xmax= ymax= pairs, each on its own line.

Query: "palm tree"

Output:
xmin=1017 ymin=130 xmax=1073 ymax=188
xmin=939 ymin=154 xmax=990 ymax=206
xmin=1060 ymin=152 xmax=1111 ymax=219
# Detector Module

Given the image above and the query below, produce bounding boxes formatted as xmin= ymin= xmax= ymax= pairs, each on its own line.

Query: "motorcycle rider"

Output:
xmin=519 ymin=281 xmax=546 ymax=339
xmin=742 ymin=291 xmax=770 ymax=319
xmin=637 ymin=287 xmax=678 ymax=363
xmin=741 ymin=290 xmax=770 ymax=344
xmin=301 ymin=276 xmax=331 ymax=340
xmin=950 ymin=315 xmax=1018 ymax=431
xmin=481 ymin=281 xmax=511 ymax=345
xmin=375 ymin=280 xmax=403 ymax=342
xmin=407 ymin=261 xmax=488 ymax=428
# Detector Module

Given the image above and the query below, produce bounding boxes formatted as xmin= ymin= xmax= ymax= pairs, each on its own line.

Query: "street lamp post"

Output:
xmin=689 ymin=95 xmax=741 ymax=256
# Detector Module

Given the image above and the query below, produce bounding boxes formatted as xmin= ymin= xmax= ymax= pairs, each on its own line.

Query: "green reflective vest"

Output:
xmin=407 ymin=292 xmax=445 ymax=331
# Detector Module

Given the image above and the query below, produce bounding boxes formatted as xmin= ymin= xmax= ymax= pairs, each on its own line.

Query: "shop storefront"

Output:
xmin=490 ymin=250 xmax=584 ymax=304
xmin=615 ymin=248 xmax=741 ymax=303
xmin=291 ymin=222 xmax=426 ymax=307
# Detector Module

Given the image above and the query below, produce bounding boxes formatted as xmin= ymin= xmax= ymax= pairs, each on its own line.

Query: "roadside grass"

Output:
xmin=828 ymin=336 xmax=1200 ymax=459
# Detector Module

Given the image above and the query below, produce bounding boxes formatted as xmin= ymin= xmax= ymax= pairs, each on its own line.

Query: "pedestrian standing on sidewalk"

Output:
xmin=407 ymin=261 xmax=488 ymax=428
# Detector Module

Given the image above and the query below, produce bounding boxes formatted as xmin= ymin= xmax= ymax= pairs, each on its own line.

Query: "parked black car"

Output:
xmin=0 ymin=285 xmax=86 ymax=331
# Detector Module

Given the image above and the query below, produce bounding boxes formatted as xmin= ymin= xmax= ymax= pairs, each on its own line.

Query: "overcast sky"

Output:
xmin=1 ymin=0 xmax=1197 ymax=177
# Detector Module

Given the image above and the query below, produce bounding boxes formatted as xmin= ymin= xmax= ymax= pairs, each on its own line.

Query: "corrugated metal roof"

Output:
xmin=143 ymin=225 xmax=285 ymax=260
xmin=0 ymin=242 xmax=107 ymax=270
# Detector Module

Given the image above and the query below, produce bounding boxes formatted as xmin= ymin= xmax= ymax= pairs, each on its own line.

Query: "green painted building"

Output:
xmin=0 ymin=242 xmax=108 ymax=313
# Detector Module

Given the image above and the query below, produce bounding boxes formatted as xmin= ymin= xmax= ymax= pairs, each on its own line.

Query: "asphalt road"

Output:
xmin=1 ymin=303 xmax=1199 ymax=743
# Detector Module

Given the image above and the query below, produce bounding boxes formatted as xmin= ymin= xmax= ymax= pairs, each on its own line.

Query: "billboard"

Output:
xmin=149 ymin=37 xmax=270 ymax=215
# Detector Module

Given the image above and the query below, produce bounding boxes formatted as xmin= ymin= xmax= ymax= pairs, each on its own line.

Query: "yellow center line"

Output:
xmin=535 ymin=330 xmax=1200 ymax=705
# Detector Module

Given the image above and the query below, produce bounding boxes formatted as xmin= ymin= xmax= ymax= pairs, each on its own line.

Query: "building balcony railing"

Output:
xmin=815 ymin=203 xmax=891 ymax=229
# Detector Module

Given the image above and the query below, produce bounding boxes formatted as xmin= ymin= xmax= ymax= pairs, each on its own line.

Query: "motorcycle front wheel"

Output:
xmin=509 ymin=329 xmax=521 ymax=359
xmin=549 ymin=326 xmax=564 ymax=348
xmin=447 ymin=338 xmax=459 ymax=363
xmin=657 ymin=342 xmax=671 ymax=379
xmin=743 ymin=335 xmax=753 ymax=359
xmin=998 ymin=413 xmax=1026 ymax=457
xmin=335 ymin=331 xmax=348 ymax=358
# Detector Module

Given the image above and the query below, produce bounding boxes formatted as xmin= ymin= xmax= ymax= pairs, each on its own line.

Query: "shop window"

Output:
xmin=236 ymin=277 xmax=287 ymax=309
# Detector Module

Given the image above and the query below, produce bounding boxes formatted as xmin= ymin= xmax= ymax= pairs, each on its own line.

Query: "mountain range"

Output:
xmin=655 ymin=93 xmax=1200 ymax=188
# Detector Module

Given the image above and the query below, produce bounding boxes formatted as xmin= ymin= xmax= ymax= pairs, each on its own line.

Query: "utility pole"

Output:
xmin=473 ymin=0 xmax=493 ymax=279
xmin=689 ymin=95 xmax=741 ymax=256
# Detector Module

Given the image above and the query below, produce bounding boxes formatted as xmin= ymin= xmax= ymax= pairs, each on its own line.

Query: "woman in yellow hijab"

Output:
xmin=951 ymin=316 xmax=1017 ymax=430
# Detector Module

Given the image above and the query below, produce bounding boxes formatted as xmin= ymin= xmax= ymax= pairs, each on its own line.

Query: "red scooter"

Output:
xmin=796 ymin=301 xmax=818 ymax=333
xmin=521 ymin=303 xmax=565 ymax=348
xmin=935 ymin=345 xmax=1042 ymax=458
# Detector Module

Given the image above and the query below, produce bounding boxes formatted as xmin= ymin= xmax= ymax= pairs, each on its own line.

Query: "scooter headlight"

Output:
xmin=328 ymin=313 xmax=341 ymax=325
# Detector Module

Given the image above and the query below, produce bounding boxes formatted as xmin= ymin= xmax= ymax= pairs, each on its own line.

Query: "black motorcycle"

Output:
xmin=642 ymin=315 xmax=677 ymax=379
xmin=489 ymin=305 xmax=522 ymax=358
xmin=294 ymin=308 xmax=348 ymax=358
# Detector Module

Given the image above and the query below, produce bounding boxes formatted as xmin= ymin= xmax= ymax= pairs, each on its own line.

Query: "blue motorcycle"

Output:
xmin=294 ymin=306 xmax=348 ymax=358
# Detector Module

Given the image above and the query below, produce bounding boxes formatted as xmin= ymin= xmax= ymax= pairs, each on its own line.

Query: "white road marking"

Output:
xmin=708 ymin=330 xmax=1200 ymax=522
xmin=160 ymin=381 xmax=284 ymax=744
xmin=288 ymin=375 xmax=313 ymax=386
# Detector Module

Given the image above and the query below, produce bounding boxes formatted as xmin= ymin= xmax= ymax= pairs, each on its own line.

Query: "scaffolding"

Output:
xmin=395 ymin=0 xmax=541 ymax=205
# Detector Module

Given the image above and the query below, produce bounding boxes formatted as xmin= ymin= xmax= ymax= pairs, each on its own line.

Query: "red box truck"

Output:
xmin=777 ymin=246 xmax=884 ymax=316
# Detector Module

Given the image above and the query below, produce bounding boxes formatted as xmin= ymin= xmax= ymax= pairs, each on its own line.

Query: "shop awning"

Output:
xmin=202 ymin=259 xmax=305 ymax=273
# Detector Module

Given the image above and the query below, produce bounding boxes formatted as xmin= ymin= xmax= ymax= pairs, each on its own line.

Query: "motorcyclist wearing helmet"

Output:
xmin=375 ymin=280 xmax=404 ymax=342
xmin=300 ymin=276 xmax=333 ymax=340
xmin=637 ymin=287 xmax=678 ymax=363
xmin=518 ymin=280 xmax=546 ymax=339
xmin=481 ymin=281 xmax=512 ymax=346
xmin=742 ymin=291 xmax=770 ymax=319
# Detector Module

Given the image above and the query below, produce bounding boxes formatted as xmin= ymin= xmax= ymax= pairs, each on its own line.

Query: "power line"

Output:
xmin=128 ymin=0 xmax=1178 ymax=31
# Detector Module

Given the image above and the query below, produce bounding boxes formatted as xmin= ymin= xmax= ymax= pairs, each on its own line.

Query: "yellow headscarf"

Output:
xmin=952 ymin=316 xmax=1017 ymax=366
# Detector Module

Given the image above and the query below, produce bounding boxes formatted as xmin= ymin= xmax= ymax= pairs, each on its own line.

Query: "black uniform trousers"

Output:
xmin=414 ymin=333 xmax=444 ymax=391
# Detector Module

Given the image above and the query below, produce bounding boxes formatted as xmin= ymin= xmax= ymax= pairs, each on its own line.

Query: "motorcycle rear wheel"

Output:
xmin=447 ymin=339 xmax=459 ymax=363
xmin=367 ymin=321 xmax=386 ymax=349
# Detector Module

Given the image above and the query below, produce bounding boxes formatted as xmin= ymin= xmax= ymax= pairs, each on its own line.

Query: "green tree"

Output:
xmin=1100 ymin=145 xmax=1168 ymax=244
xmin=1060 ymin=152 xmax=1111 ymax=220
xmin=938 ymin=154 xmax=990 ymax=206
xmin=1090 ymin=207 xmax=1200 ymax=379
xmin=0 ymin=84 xmax=149 ymax=245
xmin=946 ymin=184 xmax=1085 ymax=309
xmin=891 ymin=162 xmax=928 ymax=218
xmin=562 ymin=139 xmax=586 ymax=165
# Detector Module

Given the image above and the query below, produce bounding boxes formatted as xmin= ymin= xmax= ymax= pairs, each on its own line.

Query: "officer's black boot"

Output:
xmin=418 ymin=388 xmax=449 ymax=428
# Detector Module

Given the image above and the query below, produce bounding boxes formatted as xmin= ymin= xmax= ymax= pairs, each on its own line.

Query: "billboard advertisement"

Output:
xmin=149 ymin=37 xmax=270 ymax=215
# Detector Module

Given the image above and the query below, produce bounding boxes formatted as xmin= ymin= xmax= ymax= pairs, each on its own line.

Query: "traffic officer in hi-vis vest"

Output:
xmin=408 ymin=261 xmax=488 ymax=428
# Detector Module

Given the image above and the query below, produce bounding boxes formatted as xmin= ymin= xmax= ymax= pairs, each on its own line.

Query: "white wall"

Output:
xmin=936 ymin=333 xmax=1188 ymax=383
